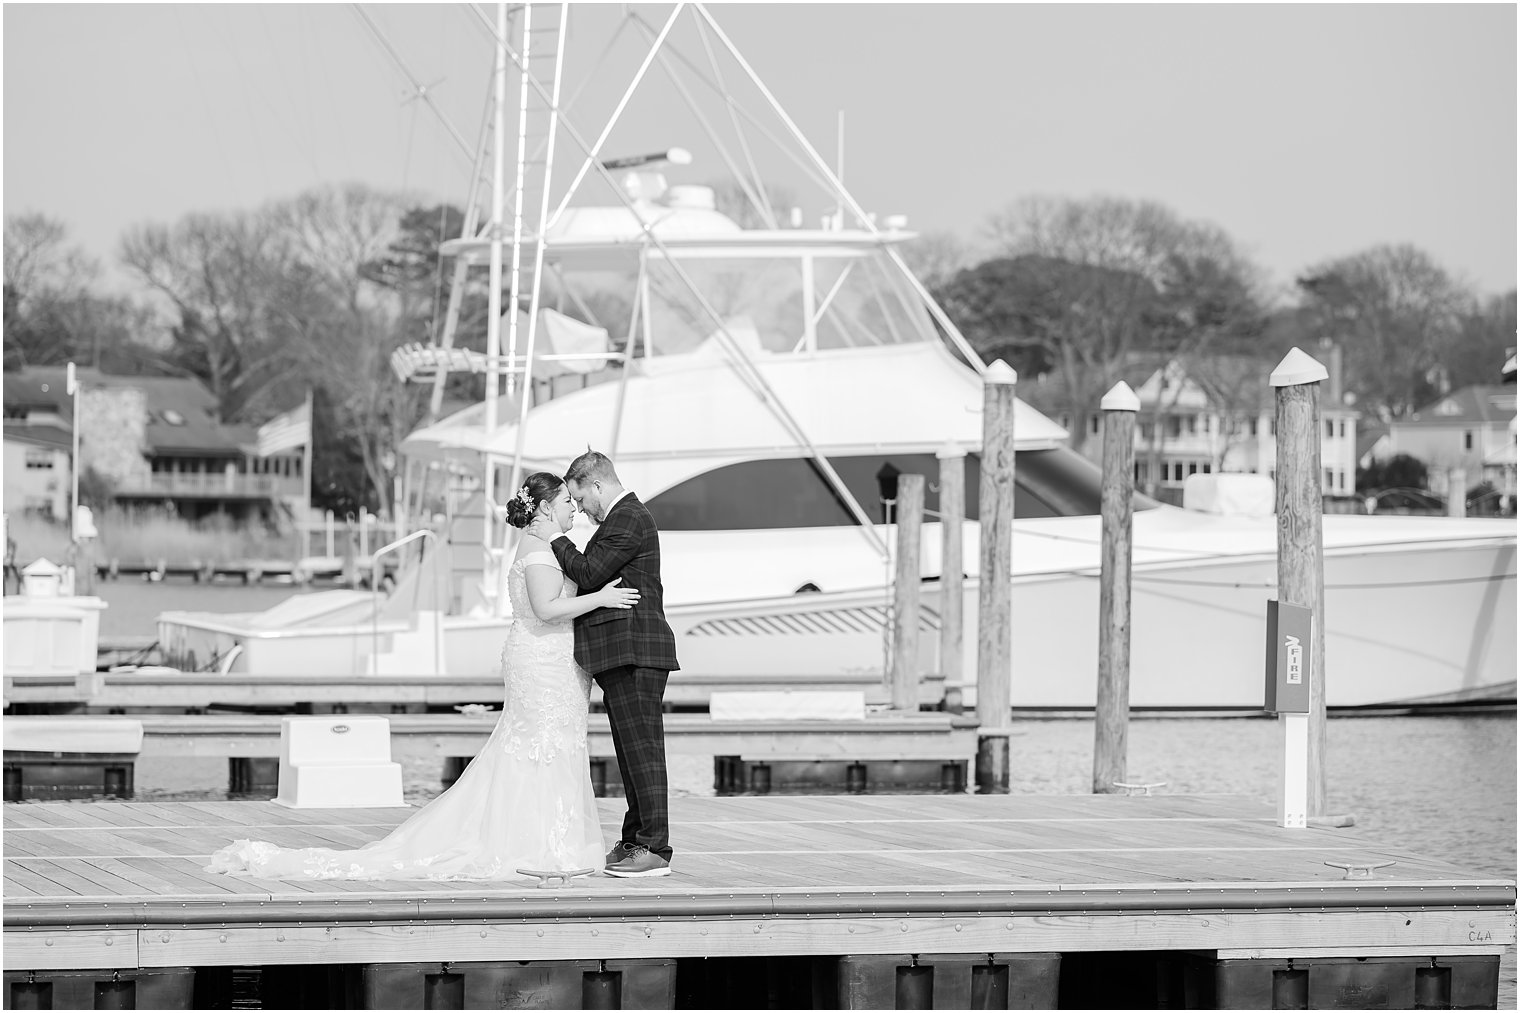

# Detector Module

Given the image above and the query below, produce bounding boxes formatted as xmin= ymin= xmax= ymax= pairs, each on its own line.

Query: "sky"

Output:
xmin=3 ymin=3 xmax=1516 ymax=298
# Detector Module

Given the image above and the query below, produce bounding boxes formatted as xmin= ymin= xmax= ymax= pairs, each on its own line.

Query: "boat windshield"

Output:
xmin=546 ymin=243 xmax=938 ymax=358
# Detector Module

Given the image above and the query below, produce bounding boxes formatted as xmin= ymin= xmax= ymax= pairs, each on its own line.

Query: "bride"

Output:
xmin=205 ymin=472 xmax=637 ymax=881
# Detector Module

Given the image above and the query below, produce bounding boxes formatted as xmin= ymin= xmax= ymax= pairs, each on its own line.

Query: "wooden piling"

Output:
xmin=342 ymin=522 xmax=359 ymax=588
xmin=1093 ymin=382 xmax=1139 ymax=794
xmin=1446 ymin=467 xmax=1466 ymax=518
xmin=1271 ymin=348 xmax=1329 ymax=816
xmin=976 ymin=361 xmax=1017 ymax=793
xmin=891 ymin=474 xmax=925 ymax=712
xmin=70 ymin=540 xmax=96 ymax=597
xmin=936 ymin=444 xmax=966 ymax=702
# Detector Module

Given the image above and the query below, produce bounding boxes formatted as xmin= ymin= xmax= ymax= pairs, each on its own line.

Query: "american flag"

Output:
xmin=256 ymin=399 xmax=311 ymax=457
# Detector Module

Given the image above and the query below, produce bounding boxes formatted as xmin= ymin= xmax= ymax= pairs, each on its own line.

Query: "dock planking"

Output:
xmin=3 ymin=793 xmax=1513 ymax=974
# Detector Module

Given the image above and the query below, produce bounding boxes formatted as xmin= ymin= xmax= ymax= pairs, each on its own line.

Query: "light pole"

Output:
xmin=66 ymin=362 xmax=80 ymax=536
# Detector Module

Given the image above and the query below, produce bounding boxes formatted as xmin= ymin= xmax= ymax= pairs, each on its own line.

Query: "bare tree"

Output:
xmin=269 ymin=185 xmax=427 ymax=515
xmin=268 ymin=183 xmax=411 ymax=317
xmin=5 ymin=213 xmax=157 ymax=371
xmin=301 ymin=304 xmax=426 ymax=519
xmin=120 ymin=211 xmax=301 ymax=420
xmin=945 ymin=196 xmax=1266 ymax=456
xmin=902 ymin=229 xmax=976 ymax=292
xmin=4 ymin=213 xmax=90 ymax=303
xmin=1447 ymin=289 xmax=1516 ymax=391
xmin=1297 ymin=244 xmax=1475 ymax=420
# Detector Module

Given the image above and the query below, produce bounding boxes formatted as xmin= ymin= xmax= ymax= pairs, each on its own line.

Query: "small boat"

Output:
xmin=157 ymin=5 xmax=1515 ymax=713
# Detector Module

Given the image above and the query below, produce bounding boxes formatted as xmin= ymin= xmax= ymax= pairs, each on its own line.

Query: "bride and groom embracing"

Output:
xmin=207 ymin=450 xmax=679 ymax=882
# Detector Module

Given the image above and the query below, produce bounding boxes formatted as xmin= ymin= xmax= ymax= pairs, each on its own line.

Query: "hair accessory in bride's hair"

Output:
xmin=515 ymin=484 xmax=533 ymax=511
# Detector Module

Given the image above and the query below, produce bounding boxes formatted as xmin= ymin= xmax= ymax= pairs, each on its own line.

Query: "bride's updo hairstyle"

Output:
xmin=505 ymin=471 xmax=566 ymax=529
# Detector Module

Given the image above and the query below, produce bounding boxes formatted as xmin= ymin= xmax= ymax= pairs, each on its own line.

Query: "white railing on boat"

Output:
xmin=390 ymin=345 xmax=628 ymax=382
xmin=370 ymin=529 xmax=446 ymax=678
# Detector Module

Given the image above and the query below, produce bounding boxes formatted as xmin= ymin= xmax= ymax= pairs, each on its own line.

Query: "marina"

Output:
xmin=3 ymin=793 xmax=1513 ymax=1009
xmin=111 ymin=0 xmax=1515 ymax=715
xmin=3 ymin=3 xmax=1515 ymax=1009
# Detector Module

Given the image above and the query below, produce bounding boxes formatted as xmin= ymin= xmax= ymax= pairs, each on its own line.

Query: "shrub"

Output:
xmin=1356 ymin=453 xmax=1428 ymax=493
xmin=6 ymin=506 xmax=294 ymax=568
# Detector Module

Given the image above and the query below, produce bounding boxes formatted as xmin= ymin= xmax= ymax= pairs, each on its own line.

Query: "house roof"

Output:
xmin=3 ymin=368 xmax=76 ymax=415
xmin=2 ymin=367 xmax=257 ymax=455
xmin=1403 ymin=385 xmax=1518 ymax=427
xmin=1355 ymin=420 xmax=1389 ymax=463
xmin=2 ymin=422 xmax=72 ymax=451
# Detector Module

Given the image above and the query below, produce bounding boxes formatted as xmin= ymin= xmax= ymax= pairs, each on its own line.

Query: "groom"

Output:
xmin=532 ymin=450 xmax=679 ymax=878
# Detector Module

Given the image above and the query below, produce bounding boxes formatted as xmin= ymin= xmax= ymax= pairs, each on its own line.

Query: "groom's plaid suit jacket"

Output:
xmin=551 ymin=493 xmax=679 ymax=677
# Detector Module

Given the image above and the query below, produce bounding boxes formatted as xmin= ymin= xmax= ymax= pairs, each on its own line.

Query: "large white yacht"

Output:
xmin=157 ymin=4 xmax=1515 ymax=712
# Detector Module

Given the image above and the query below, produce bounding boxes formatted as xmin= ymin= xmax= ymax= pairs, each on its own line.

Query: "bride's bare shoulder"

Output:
xmin=514 ymin=534 xmax=549 ymax=560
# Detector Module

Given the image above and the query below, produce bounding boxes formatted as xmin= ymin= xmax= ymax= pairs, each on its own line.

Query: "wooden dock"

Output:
xmin=98 ymin=712 xmax=977 ymax=764
xmin=3 ymin=669 xmax=949 ymax=710
xmin=2 ymin=794 xmax=1512 ymax=1008
xmin=4 ymin=712 xmax=979 ymax=801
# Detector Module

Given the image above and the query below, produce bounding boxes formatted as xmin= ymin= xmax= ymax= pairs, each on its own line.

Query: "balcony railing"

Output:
xmin=116 ymin=473 xmax=303 ymax=498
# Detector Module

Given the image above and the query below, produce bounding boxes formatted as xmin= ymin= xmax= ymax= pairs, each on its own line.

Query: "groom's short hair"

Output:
xmin=566 ymin=450 xmax=620 ymax=486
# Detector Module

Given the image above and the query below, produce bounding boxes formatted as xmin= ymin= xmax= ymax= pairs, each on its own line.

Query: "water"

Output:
xmin=91 ymin=580 xmax=319 ymax=639
xmin=123 ymin=714 xmax=1517 ymax=1003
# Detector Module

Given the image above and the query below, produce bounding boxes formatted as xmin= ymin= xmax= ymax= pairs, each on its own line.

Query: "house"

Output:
xmin=1 ymin=368 xmax=304 ymax=522
xmin=1384 ymin=384 xmax=1517 ymax=498
xmin=1019 ymin=353 xmax=1360 ymax=501
xmin=1354 ymin=420 xmax=1391 ymax=471
xmin=2 ymin=373 xmax=73 ymax=519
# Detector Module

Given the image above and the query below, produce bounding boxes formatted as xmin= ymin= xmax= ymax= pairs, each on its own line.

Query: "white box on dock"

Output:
xmin=3 ymin=716 xmax=143 ymax=754
xmin=2 ymin=591 xmax=107 ymax=678
xmin=273 ymin=715 xmax=407 ymax=808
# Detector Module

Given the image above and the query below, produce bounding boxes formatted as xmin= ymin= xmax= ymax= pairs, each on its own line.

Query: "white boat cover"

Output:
xmin=401 ymin=341 xmax=1069 ymax=496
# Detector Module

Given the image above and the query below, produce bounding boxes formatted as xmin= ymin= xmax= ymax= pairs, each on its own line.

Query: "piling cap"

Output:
xmin=21 ymin=558 xmax=62 ymax=578
xmin=983 ymin=359 xmax=1018 ymax=386
xmin=1270 ymin=347 xmax=1330 ymax=387
xmin=1100 ymin=381 xmax=1140 ymax=412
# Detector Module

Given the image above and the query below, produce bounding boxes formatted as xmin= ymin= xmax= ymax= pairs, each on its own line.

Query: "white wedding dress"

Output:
xmin=205 ymin=552 xmax=604 ymax=881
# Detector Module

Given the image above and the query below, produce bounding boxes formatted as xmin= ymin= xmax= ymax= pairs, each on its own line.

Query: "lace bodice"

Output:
xmin=506 ymin=551 xmax=578 ymax=632
xmin=501 ymin=552 xmax=591 ymax=766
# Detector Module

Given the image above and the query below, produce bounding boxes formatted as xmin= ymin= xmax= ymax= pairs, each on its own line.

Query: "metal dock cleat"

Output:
xmin=516 ymin=868 xmax=597 ymax=889
xmin=1112 ymin=781 xmax=1168 ymax=796
xmin=1323 ymin=859 xmax=1396 ymax=880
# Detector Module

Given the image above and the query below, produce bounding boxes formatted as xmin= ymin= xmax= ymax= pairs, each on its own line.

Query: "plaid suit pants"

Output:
xmin=597 ymin=665 xmax=671 ymax=861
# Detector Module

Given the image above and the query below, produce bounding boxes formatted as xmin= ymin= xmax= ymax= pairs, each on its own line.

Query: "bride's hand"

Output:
xmin=595 ymin=577 xmax=639 ymax=610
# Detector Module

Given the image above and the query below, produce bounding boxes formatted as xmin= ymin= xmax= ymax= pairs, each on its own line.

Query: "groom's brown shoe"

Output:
xmin=604 ymin=845 xmax=671 ymax=878
xmin=605 ymin=841 xmax=637 ymax=867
